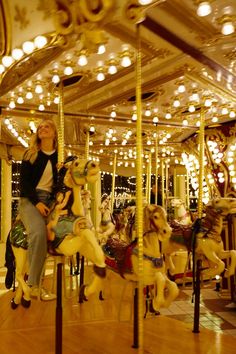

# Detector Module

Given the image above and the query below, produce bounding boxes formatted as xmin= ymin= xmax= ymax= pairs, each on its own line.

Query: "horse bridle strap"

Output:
xmin=70 ymin=160 xmax=91 ymax=185
xmin=132 ymin=248 xmax=164 ymax=268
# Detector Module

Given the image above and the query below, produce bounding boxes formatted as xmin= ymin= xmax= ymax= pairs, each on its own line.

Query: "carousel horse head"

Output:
xmin=171 ymin=198 xmax=184 ymax=208
xmin=143 ymin=204 xmax=172 ymax=241
xmin=99 ymin=194 xmax=112 ymax=212
xmin=63 ymin=157 xmax=100 ymax=187
xmin=170 ymin=198 xmax=192 ymax=226
xmin=209 ymin=197 xmax=236 ymax=215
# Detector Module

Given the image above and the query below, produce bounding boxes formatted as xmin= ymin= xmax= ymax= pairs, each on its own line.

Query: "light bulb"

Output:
xmin=78 ymin=54 xmax=88 ymax=66
xmin=17 ymin=96 xmax=24 ymax=104
xmin=221 ymin=21 xmax=235 ymax=35
xmin=64 ymin=66 xmax=73 ymax=75
xmin=22 ymin=41 xmax=35 ymax=54
xmin=52 ymin=74 xmax=60 ymax=84
xmin=108 ymin=65 xmax=117 ymax=74
xmin=34 ymin=35 xmax=47 ymax=48
xmin=121 ymin=55 xmax=131 ymax=67
xmin=2 ymin=56 xmax=14 ymax=67
xmin=97 ymin=44 xmax=106 ymax=54
xmin=26 ymin=91 xmax=33 ymax=99
xmin=178 ymin=84 xmax=185 ymax=93
xmin=35 ymin=84 xmax=43 ymax=94
xmin=97 ymin=72 xmax=105 ymax=81
xmin=39 ymin=104 xmax=45 ymax=111
xmin=9 ymin=100 xmax=16 ymax=109
xmin=173 ymin=98 xmax=180 ymax=107
xmin=138 ymin=0 xmax=153 ymax=4
xmin=197 ymin=2 xmax=212 ymax=17
xmin=12 ymin=48 xmax=24 ymax=60
xmin=153 ymin=116 xmax=159 ymax=124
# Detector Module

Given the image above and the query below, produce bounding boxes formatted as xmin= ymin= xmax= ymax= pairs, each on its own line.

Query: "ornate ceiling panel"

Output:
xmin=0 ymin=0 xmax=235 ymax=175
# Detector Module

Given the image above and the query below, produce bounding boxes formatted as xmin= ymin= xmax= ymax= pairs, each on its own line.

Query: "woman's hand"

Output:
xmin=36 ymin=202 xmax=50 ymax=217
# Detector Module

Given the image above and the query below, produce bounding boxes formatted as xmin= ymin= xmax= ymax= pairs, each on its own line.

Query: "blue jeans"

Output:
xmin=19 ymin=189 xmax=54 ymax=287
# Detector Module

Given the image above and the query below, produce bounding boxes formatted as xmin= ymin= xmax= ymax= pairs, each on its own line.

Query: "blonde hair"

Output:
xmin=24 ymin=119 xmax=58 ymax=163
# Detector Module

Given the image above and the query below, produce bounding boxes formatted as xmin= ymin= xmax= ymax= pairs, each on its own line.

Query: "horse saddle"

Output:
xmin=103 ymin=238 xmax=137 ymax=277
xmin=170 ymin=221 xmax=193 ymax=251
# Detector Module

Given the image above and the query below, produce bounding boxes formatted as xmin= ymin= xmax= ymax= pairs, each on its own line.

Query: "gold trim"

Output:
xmin=0 ymin=0 xmax=11 ymax=56
xmin=0 ymin=34 xmax=63 ymax=96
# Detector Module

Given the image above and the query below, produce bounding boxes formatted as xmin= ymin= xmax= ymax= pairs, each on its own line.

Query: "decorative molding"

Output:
xmin=0 ymin=0 xmax=11 ymax=56
xmin=52 ymin=0 xmax=115 ymax=51
xmin=0 ymin=34 xmax=63 ymax=96
xmin=14 ymin=4 xmax=30 ymax=30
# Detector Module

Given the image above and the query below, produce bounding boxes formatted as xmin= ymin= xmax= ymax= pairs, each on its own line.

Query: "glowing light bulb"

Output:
xmin=197 ymin=2 xmax=212 ymax=17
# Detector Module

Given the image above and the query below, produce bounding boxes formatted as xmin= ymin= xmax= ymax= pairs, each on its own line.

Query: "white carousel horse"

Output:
xmin=102 ymin=205 xmax=179 ymax=312
xmin=96 ymin=194 xmax=116 ymax=245
xmin=170 ymin=198 xmax=192 ymax=225
xmin=163 ymin=197 xmax=236 ymax=278
xmin=10 ymin=157 xmax=106 ymax=309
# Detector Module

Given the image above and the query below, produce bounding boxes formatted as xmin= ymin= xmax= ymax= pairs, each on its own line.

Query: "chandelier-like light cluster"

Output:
xmin=226 ymin=141 xmax=236 ymax=190
xmin=182 ymin=152 xmax=210 ymax=204
xmin=3 ymin=118 xmax=29 ymax=148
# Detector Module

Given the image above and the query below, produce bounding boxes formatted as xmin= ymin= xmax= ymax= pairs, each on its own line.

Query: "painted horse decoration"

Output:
xmin=102 ymin=204 xmax=179 ymax=312
xmin=163 ymin=197 xmax=236 ymax=278
xmin=9 ymin=157 xmax=106 ymax=309
xmin=96 ymin=193 xmax=116 ymax=245
xmin=170 ymin=198 xmax=192 ymax=226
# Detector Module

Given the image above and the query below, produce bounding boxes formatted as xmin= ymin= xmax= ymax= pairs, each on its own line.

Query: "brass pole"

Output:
xmin=84 ymin=130 xmax=90 ymax=191
xmin=161 ymin=159 xmax=165 ymax=207
xmin=111 ymin=153 xmax=117 ymax=213
xmin=58 ymin=83 xmax=65 ymax=164
xmin=155 ymin=131 xmax=159 ymax=205
xmin=198 ymin=109 xmax=205 ymax=218
xmin=85 ymin=130 xmax=90 ymax=160
xmin=186 ymin=169 xmax=190 ymax=209
xmin=146 ymin=152 xmax=152 ymax=203
xmin=165 ymin=161 xmax=169 ymax=204
xmin=135 ymin=23 xmax=144 ymax=353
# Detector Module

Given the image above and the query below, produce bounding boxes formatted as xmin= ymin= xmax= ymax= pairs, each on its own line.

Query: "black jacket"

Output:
xmin=19 ymin=150 xmax=58 ymax=205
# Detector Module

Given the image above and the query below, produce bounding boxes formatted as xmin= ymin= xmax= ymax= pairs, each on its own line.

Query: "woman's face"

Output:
xmin=37 ymin=121 xmax=56 ymax=141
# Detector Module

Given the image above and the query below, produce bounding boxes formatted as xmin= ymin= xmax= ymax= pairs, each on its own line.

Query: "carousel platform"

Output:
xmin=0 ymin=261 xmax=235 ymax=354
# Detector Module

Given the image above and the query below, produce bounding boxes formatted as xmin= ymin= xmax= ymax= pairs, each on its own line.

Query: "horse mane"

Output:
xmin=143 ymin=205 xmax=166 ymax=234
xmin=52 ymin=155 xmax=78 ymax=215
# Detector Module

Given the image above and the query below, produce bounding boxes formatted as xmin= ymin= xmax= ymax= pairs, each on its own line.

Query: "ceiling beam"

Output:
xmin=142 ymin=16 xmax=236 ymax=85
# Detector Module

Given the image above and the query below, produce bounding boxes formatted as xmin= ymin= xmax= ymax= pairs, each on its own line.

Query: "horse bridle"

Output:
xmin=70 ymin=160 xmax=92 ymax=185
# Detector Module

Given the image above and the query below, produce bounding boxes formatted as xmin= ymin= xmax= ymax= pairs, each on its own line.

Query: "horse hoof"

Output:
xmin=79 ymin=285 xmax=88 ymax=303
xmin=149 ymin=301 xmax=160 ymax=315
xmin=99 ymin=290 xmax=105 ymax=301
xmin=21 ymin=297 xmax=31 ymax=308
xmin=11 ymin=298 xmax=19 ymax=310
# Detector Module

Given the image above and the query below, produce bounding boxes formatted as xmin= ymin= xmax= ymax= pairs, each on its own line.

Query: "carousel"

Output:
xmin=0 ymin=1 xmax=236 ymax=354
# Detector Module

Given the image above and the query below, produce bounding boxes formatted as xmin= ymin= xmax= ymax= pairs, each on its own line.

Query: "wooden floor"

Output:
xmin=0 ymin=263 xmax=236 ymax=354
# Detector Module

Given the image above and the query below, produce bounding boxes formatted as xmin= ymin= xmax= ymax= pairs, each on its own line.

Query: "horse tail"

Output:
xmin=5 ymin=230 xmax=16 ymax=289
xmin=191 ymin=218 xmax=202 ymax=302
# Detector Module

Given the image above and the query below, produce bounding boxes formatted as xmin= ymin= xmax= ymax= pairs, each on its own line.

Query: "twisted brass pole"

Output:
xmin=198 ymin=108 xmax=205 ymax=218
xmin=58 ymin=83 xmax=65 ymax=164
xmin=111 ymin=153 xmax=117 ymax=214
xmin=155 ymin=131 xmax=159 ymax=205
xmin=135 ymin=24 xmax=144 ymax=353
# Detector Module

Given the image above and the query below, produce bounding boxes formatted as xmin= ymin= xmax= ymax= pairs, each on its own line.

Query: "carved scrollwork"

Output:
xmin=53 ymin=0 xmax=115 ymax=36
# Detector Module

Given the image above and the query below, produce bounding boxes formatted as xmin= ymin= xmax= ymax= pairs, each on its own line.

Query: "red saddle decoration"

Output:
xmin=103 ymin=238 xmax=137 ymax=278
